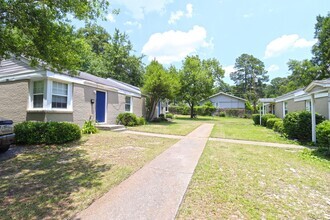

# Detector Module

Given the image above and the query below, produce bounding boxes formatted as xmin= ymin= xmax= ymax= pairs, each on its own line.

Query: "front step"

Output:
xmin=96 ymin=124 xmax=126 ymax=131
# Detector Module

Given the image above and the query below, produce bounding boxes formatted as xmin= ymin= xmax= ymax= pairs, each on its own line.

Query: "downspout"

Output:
xmin=311 ymin=94 xmax=316 ymax=143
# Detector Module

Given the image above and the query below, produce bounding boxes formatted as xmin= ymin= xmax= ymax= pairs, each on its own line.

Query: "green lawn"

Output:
xmin=0 ymin=131 xmax=177 ymax=219
xmin=178 ymin=141 xmax=330 ymax=219
xmin=128 ymin=117 xmax=203 ymax=135
xmin=211 ymin=117 xmax=297 ymax=144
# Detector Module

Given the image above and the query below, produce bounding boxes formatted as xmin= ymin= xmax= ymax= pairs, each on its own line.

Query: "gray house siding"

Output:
xmin=0 ymin=80 xmax=29 ymax=123
xmin=274 ymin=102 xmax=283 ymax=118
xmin=315 ymin=97 xmax=329 ymax=119
xmin=204 ymin=94 xmax=245 ymax=109
xmin=288 ymin=99 xmax=305 ymax=113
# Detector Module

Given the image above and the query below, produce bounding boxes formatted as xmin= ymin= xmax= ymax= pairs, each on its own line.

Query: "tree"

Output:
xmin=287 ymin=59 xmax=321 ymax=87
xmin=178 ymin=55 xmax=224 ymax=118
xmin=142 ymin=60 xmax=180 ymax=121
xmin=312 ymin=13 xmax=330 ymax=78
xmin=264 ymin=77 xmax=288 ymax=98
xmin=230 ymin=54 xmax=269 ymax=112
xmin=77 ymin=26 xmax=145 ymax=87
xmin=0 ymin=0 xmax=109 ymax=73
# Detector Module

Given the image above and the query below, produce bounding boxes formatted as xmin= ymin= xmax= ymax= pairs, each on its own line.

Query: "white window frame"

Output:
xmin=28 ymin=79 xmax=73 ymax=111
xmin=125 ymin=96 xmax=133 ymax=113
xmin=283 ymin=101 xmax=288 ymax=117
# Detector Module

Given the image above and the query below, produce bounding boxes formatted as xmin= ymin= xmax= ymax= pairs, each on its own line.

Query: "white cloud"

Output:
xmin=113 ymin=0 xmax=173 ymax=20
xmin=223 ymin=65 xmax=236 ymax=77
xmin=106 ymin=14 xmax=116 ymax=23
xmin=124 ymin=21 xmax=142 ymax=29
xmin=168 ymin=3 xmax=193 ymax=24
xmin=186 ymin=3 xmax=193 ymax=18
xmin=168 ymin=11 xmax=184 ymax=24
xmin=267 ymin=64 xmax=279 ymax=72
xmin=142 ymin=25 xmax=212 ymax=64
xmin=264 ymin=34 xmax=317 ymax=58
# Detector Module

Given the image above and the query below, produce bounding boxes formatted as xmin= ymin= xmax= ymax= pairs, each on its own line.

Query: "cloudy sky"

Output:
xmin=80 ymin=0 xmax=329 ymax=84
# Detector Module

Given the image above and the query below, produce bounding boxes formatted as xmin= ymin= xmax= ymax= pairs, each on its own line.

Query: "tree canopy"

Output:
xmin=178 ymin=55 xmax=224 ymax=118
xmin=142 ymin=60 xmax=180 ymax=121
xmin=0 ymin=0 xmax=110 ymax=73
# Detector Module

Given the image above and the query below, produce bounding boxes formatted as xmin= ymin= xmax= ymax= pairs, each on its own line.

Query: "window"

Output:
xmin=125 ymin=96 xmax=132 ymax=112
xmin=33 ymin=81 xmax=44 ymax=108
xmin=52 ymin=81 xmax=68 ymax=109
xmin=284 ymin=101 xmax=288 ymax=116
xmin=305 ymin=100 xmax=311 ymax=112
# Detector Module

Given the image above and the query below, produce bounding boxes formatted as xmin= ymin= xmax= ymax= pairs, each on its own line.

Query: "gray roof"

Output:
xmin=0 ymin=57 xmax=141 ymax=96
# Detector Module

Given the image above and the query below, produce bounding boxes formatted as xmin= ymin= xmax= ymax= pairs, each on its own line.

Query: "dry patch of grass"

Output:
xmin=0 ymin=131 xmax=177 ymax=219
xmin=178 ymin=141 xmax=330 ymax=219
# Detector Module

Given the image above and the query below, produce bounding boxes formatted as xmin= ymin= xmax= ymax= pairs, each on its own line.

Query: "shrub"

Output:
xmin=194 ymin=104 xmax=216 ymax=116
xmin=14 ymin=121 xmax=81 ymax=145
xmin=137 ymin=117 xmax=146 ymax=125
xmin=82 ymin=120 xmax=98 ymax=134
xmin=266 ymin=118 xmax=282 ymax=129
xmin=273 ymin=120 xmax=284 ymax=134
xmin=159 ymin=114 xmax=165 ymax=120
xmin=261 ymin=114 xmax=276 ymax=127
xmin=283 ymin=111 xmax=325 ymax=142
xmin=168 ymin=105 xmax=190 ymax=115
xmin=165 ymin=113 xmax=174 ymax=119
xmin=252 ymin=114 xmax=261 ymax=125
xmin=222 ymin=109 xmax=245 ymax=118
xmin=316 ymin=120 xmax=330 ymax=150
xmin=116 ymin=113 xmax=139 ymax=126
xmin=219 ymin=112 xmax=226 ymax=117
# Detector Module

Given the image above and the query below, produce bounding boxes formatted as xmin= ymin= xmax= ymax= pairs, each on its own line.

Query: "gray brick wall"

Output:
xmin=0 ymin=80 xmax=29 ymax=123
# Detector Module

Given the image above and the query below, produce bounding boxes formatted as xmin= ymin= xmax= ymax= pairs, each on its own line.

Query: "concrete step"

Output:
xmin=96 ymin=124 xmax=126 ymax=131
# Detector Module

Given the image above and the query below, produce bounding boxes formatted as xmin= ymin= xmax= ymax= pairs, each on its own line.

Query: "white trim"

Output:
xmin=311 ymin=94 xmax=316 ymax=143
xmin=95 ymin=90 xmax=107 ymax=124
xmin=124 ymin=96 xmax=133 ymax=113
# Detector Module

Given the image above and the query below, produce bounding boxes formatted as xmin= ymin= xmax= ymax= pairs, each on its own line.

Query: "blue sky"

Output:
xmin=78 ymin=0 xmax=329 ymax=84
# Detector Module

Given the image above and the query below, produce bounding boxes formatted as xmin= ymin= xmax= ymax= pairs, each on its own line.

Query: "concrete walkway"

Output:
xmin=76 ymin=123 xmax=214 ymax=220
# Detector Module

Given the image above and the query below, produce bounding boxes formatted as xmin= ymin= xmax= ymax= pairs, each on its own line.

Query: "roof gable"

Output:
xmin=206 ymin=92 xmax=247 ymax=102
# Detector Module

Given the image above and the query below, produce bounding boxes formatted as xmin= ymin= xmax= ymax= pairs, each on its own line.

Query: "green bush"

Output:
xmin=316 ymin=120 xmax=330 ymax=150
xmin=82 ymin=120 xmax=98 ymax=134
xmin=116 ymin=113 xmax=139 ymax=126
xmin=14 ymin=121 xmax=81 ymax=145
xmin=252 ymin=114 xmax=261 ymax=125
xmin=266 ymin=118 xmax=282 ymax=129
xmin=168 ymin=105 xmax=190 ymax=115
xmin=224 ymin=109 xmax=246 ymax=118
xmin=138 ymin=117 xmax=146 ymax=125
xmin=165 ymin=113 xmax=174 ymax=119
xmin=219 ymin=112 xmax=226 ymax=117
xmin=261 ymin=114 xmax=276 ymax=127
xmin=273 ymin=120 xmax=284 ymax=134
xmin=283 ymin=111 xmax=325 ymax=142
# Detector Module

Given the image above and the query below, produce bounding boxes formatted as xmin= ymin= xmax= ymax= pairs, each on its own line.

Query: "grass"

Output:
xmin=0 ymin=131 xmax=177 ymax=219
xmin=177 ymin=141 xmax=330 ymax=219
xmin=129 ymin=118 xmax=203 ymax=136
xmin=211 ymin=117 xmax=298 ymax=144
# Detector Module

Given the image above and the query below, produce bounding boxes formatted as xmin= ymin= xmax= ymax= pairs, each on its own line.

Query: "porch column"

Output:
xmin=328 ymin=89 xmax=330 ymax=119
xmin=259 ymin=103 xmax=262 ymax=125
xmin=311 ymin=94 xmax=316 ymax=143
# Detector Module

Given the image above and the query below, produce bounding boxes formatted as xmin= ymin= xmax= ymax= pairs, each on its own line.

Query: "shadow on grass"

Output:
xmin=0 ymin=140 xmax=112 ymax=219
xmin=312 ymin=148 xmax=330 ymax=161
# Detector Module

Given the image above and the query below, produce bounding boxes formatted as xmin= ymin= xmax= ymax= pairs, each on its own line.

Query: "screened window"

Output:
xmin=125 ymin=96 xmax=131 ymax=112
xmin=33 ymin=81 xmax=44 ymax=108
xmin=52 ymin=81 xmax=68 ymax=109
xmin=284 ymin=102 xmax=288 ymax=116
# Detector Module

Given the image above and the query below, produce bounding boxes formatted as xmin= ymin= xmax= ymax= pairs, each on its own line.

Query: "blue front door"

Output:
xmin=96 ymin=91 xmax=106 ymax=123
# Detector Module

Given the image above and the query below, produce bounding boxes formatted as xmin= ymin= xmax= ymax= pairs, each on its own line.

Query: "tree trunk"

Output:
xmin=147 ymin=98 xmax=158 ymax=121
xmin=190 ymin=103 xmax=194 ymax=118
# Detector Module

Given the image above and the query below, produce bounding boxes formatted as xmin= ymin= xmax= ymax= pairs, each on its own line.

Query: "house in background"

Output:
xmin=259 ymin=78 xmax=330 ymax=142
xmin=0 ymin=57 xmax=146 ymax=126
xmin=201 ymin=92 xmax=246 ymax=109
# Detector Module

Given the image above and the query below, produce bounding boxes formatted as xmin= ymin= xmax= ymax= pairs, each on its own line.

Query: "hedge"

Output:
xmin=168 ymin=106 xmax=190 ymax=115
xmin=261 ymin=114 xmax=276 ymax=127
xmin=316 ymin=120 xmax=330 ymax=150
xmin=252 ymin=114 xmax=261 ymax=125
xmin=14 ymin=121 xmax=81 ymax=145
xmin=283 ymin=111 xmax=325 ymax=142
xmin=218 ymin=109 xmax=246 ymax=118
xmin=116 ymin=113 xmax=144 ymax=126
xmin=273 ymin=120 xmax=284 ymax=134
xmin=266 ymin=118 xmax=282 ymax=129
xmin=169 ymin=105 xmax=216 ymax=116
